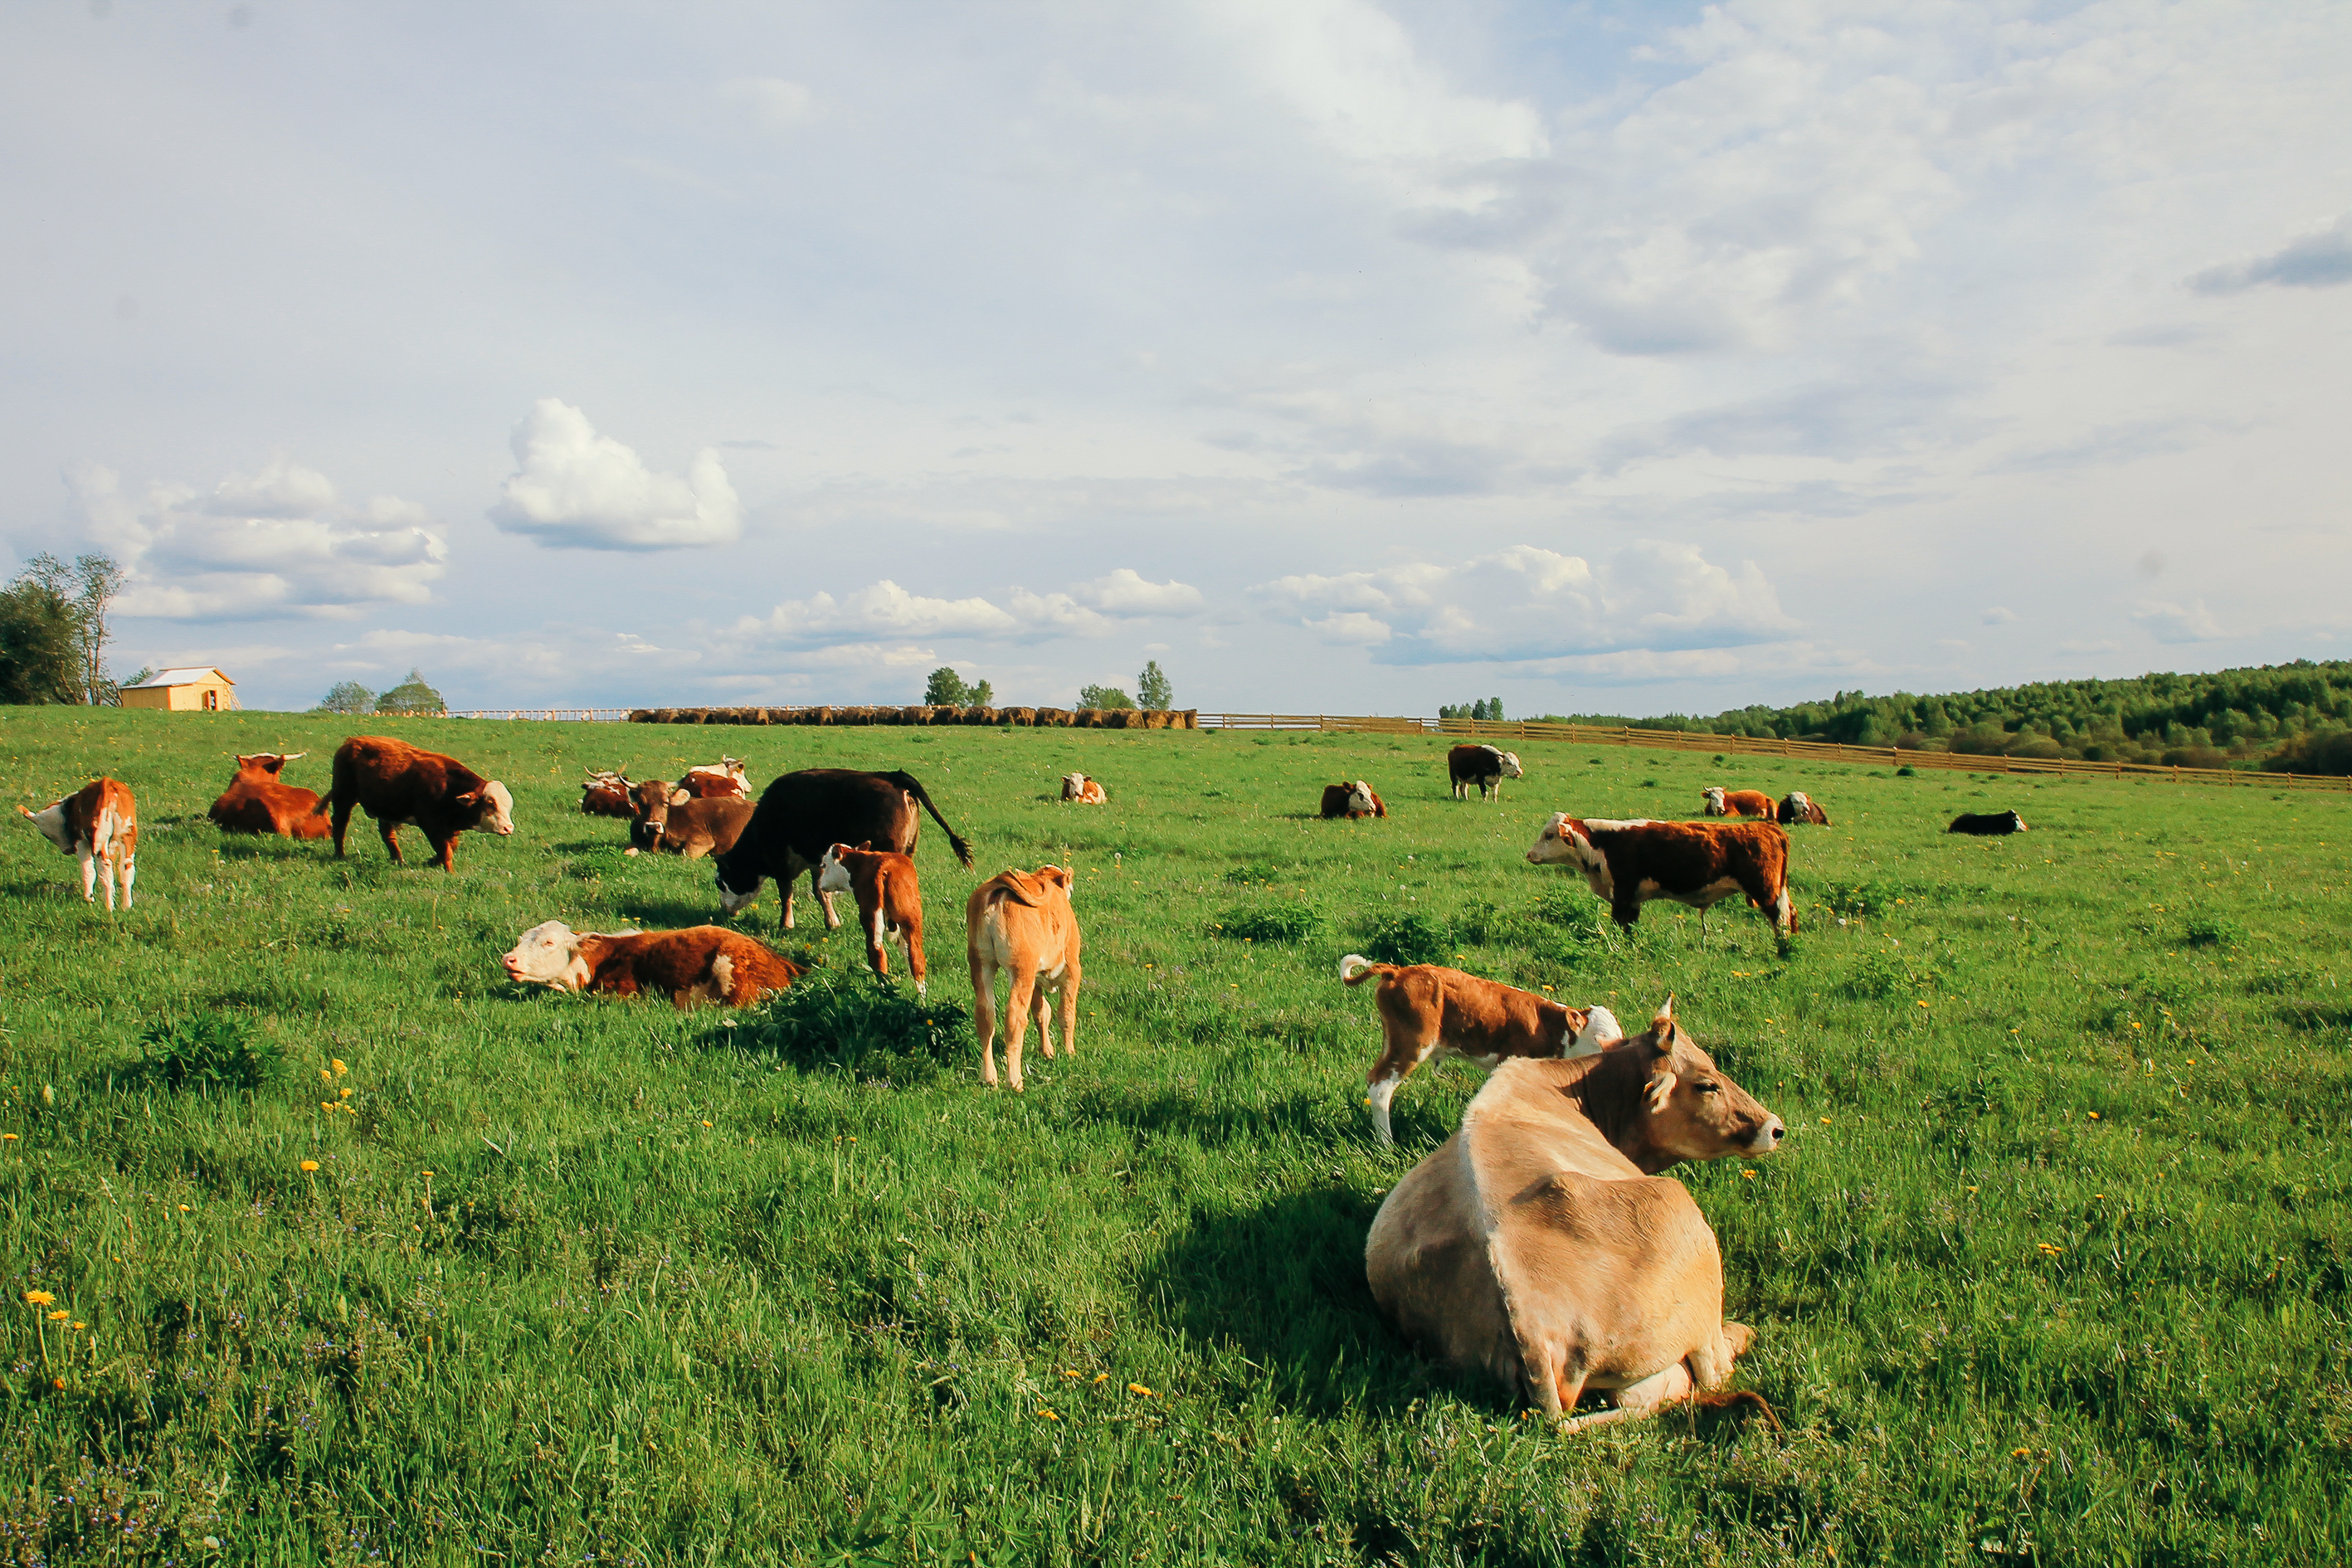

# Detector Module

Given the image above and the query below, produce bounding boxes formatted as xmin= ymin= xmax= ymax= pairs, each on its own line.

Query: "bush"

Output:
xmin=137 ymin=1011 xmax=285 ymax=1091
xmin=373 ymin=668 xmax=446 ymax=716
xmin=0 ymin=578 xmax=83 ymax=705
xmin=733 ymin=963 xmax=970 ymax=1083
xmin=1210 ymin=903 xmax=1322 ymax=943
xmin=1077 ymin=684 xmax=1135 ymax=710
xmin=2265 ymin=728 xmax=2352 ymax=777
xmin=1358 ymin=910 xmax=1449 ymax=967
xmin=312 ymin=679 xmax=376 ymax=714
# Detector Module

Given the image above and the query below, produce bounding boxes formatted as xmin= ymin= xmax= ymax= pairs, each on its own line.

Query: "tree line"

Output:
xmin=926 ymin=660 xmax=1174 ymax=713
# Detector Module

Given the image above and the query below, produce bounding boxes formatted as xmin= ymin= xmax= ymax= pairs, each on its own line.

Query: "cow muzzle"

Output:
xmin=1746 ymin=1115 xmax=1785 ymax=1155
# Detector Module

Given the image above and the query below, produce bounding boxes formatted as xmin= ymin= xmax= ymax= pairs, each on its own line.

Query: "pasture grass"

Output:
xmin=2 ymin=708 xmax=2349 ymax=1565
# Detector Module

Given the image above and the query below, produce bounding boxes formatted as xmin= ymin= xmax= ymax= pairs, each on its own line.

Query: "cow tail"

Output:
xmin=309 ymin=751 xmax=345 ymax=817
xmin=1339 ymin=953 xmax=1389 ymax=985
xmin=889 ymin=771 xmax=974 ymax=868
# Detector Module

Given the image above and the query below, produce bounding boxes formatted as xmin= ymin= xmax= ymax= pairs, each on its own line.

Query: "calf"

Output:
xmin=1059 ymin=772 xmax=1108 ymax=805
xmin=502 ymin=920 xmax=801 ymax=1008
xmin=1366 ymin=999 xmax=1783 ymax=1424
xmin=965 ymin=864 xmax=1082 ymax=1091
xmin=816 ymin=842 xmax=927 ymax=994
xmin=1340 ymin=955 xmax=1620 ymax=1144
xmin=714 ymin=768 xmax=973 ymax=930
xmin=1778 ymin=791 xmax=1830 ymax=826
xmin=1950 ymin=809 xmax=2028 ymax=835
xmin=210 ymin=752 xmax=331 ymax=840
xmin=312 ymin=735 xmax=514 ymax=872
xmin=1320 ymin=780 xmax=1387 ymax=820
xmin=630 ymin=786 xmax=753 ymax=859
xmin=1449 ymin=744 xmax=1522 ymax=801
xmin=1526 ymin=814 xmax=1795 ymax=946
xmin=17 ymin=777 xmax=138 ymax=910
xmin=1702 ymin=786 xmax=1775 ymax=820
xmin=581 ymin=771 xmax=636 ymax=818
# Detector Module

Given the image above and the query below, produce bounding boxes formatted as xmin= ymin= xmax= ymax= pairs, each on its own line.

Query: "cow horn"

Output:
xmin=1652 ymin=994 xmax=1677 ymax=1027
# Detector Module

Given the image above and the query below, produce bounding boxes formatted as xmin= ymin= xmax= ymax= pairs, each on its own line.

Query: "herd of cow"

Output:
xmin=13 ymin=733 xmax=2036 ymax=1428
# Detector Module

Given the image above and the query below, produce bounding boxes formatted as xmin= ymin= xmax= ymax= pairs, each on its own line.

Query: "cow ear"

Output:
xmin=1643 ymin=1071 xmax=1678 ymax=1113
xmin=452 ymin=786 xmax=484 ymax=808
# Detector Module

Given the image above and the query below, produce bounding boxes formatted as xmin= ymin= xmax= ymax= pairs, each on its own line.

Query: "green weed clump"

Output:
xmin=1357 ymin=909 xmax=1449 ymax=966
xmin=2186 ymin=914 xmax=2247 ymax=947
xmin=733 ymin=962 xmax=969 ymax=1083
xmin=134 ymin=1010 xmax=284 ymax=1091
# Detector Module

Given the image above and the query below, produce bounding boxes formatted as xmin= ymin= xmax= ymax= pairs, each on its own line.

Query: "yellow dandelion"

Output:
xmin=1092 ymin=1372 xmax=1109 ymax=1383
xmin=23 ymin=1290 xmax=54 ymax=1306
xmin=2012 ymin=1447 xmax=2032 ymax=1459
xmin=319 ymin=1069 xmax=333 ymax=1083
xmin=332 ymin=1059 xmax=348 ymax=1076
xmin=702 ymin=1120 xmax=713 ymax=1127
xmin=2130 ymin=1021 xmax=2141 ymax=1030
xmin=422 ymin=1170 xmax=434 ymax=1177
xmin=46 ymin=1309 xmax=69 ymax=1322
xmin=1741 ymin=1170 xmax=1756 ymax=1180
xmin=1037 ymin=1408 xmax=1060 ymax=1420
xmin=71 ymin=1321 xmax=85 ymax=1331
xmin=339 ymin=1087 xmax=353 ymax=1099
xmin=1819 ymin=1117 xmax=1832 ymax=1125
xmin=2087 ymin=1112 xmax=2100 ymax=1120
xmin=1967 ymin=1186 xmax=1979 ymax=1194
xmin=177 ymin=1204 xmax=189 ymax=1212
xmin=1062 ymin=1370 xmax=1082 ymax=1379
xmin=2037 ymin=1242 xmax=2062 ymax=1255
xmin=299 ymin=1160 xmax=319 ymax=1172
xmin=1 ymin=1132 xmax=15 ymax=1142
xmin=1128 ymin=1383 xmax=1157 ymax=1397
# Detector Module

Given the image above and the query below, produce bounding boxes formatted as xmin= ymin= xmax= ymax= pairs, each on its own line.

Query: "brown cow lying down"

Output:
xmin=1701 ymin=786 xmax=1775 ymax=820
xmin=817 ymin=842 xmax=927 ymax=995
xmin=501 ymin=921 xmax=801 ymax=1008
xmin=628 ymin=788 xmax=754 ymax=860
xmin=671 ymin=758 xmax=751 ymax=804
xmin=1340 ymin=956 xmax=1621 ymax=1144
xmin=314 ymin=735 xmax=514 ymax=871
xmin=1059 ymin=772 xmax=1108 ymax=804
xmin=1320 ymin=780 xmax=1386 ymax=819
xmin=1526 ymin=813 xmax=1795 ymax=947
xmin=210 ymin=752 xmax=331 ymax=840
xmin=582 ymin=771 xmax=636 ymax=818
xmin=966 ymin=864 xmax=1082 ymax=1091
xmin=17 ymin=777 xmax=139 ymax=910
xmin=1778 ymin=791 xmax=1830 ymax=826
xmin=1366 ymin=1000 xmax=1783 ymax=1426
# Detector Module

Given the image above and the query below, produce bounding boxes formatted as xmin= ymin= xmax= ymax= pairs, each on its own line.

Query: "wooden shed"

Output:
xmin=121 ymin=667 xmax=239 ymax=712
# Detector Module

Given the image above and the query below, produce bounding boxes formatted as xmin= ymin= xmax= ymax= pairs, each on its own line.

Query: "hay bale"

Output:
xmin=1035 ymin=708 xmax=1072 ymax=727
xmin=1002 ymin=706 xmax=1038 ymax=726
xmin=962 ymin=706 xmax=1001 ymax=725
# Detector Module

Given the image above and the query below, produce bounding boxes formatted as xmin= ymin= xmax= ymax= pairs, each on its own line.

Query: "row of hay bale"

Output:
xmin=626 ymin=705 xmax=1198 ymax=729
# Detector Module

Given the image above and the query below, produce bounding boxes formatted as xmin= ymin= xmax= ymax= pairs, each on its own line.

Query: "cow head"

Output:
xmin=1524 ymin=812 xmax=1603 ymax=874
xmin=1702 ymin=786 xmax=1726 ymax=814
xmin=816 ymin=842 xmax=858 ymax=896
xmin=502 ymin=920 xmax=593 ymax=992
xmin=15 ymin=800 xmax=72 ymax=852
xmin=2009 ymin=811 xmax=2029 ymax=831
xmin=456 ymin=780 xmax=515 ymax=835
xmin=1061 ymin=772 xmax=1087 ymax=801
xmin=1347 ymin=781 xmax=1376 ymax=816
xmin=1617 ymin=997 xmax=1783 ymax=1171
xmin=713 ymin=849 xmax=763 ymax=913
xmin=1494 ymin=751 xmax=1522 ymax=779
xmin=236 ymin=752 xmax=303 ymax=780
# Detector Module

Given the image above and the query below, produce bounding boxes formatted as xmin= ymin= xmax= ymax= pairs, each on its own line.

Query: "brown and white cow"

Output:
xmin=209 ymin=752 xmax=331 ymax=840
xmin=501 ymin=920 xmax=800 ymax=1008
xmin=1701 ymin=786 xmax=1775 ymax=821
xmin=817 ymin=842 xmax=927 ymax=995
xmin=1320 ymin=780 xmax=1387 ymax=820
xmin=17 ymin=777 xmax=138 ymax=910
xmin=311 ymin=735 xmax=514 ymax=872
xmin=1365 ymin=999 xmax=1784 ymax=1424
xmin=1526 ymin=814 xmax=1795 ymax=946
xmin=581 ymin=771 xmax=636 ymax=818
xmin=965 ymin=864 xmax=1082 ymax=1092
xmin=1449 ymin=744 xmax=1522 ymax=802
xmin=670 ymin=758 xmax=751 ymax=805
xmin=1778 ymin=791 xmax=1831 ymax=826
xmin=628 ymin=785 xmax=754 ymax=860
xmin=1059 ymin=772 xmax=1108 ymax=805
xmin=1340 ymin=955 xmax=1621 ymax=1144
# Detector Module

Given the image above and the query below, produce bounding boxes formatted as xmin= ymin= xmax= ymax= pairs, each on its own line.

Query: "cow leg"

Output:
xmin=1697 ymin=905 xmax=1708 ymax=950
xmin=815 ymin=868 xmax=842 ymax=929
xmin=1689 ymin=1321 xmax=1752 ymax=1390
xmin=377 ymin=820 xmax=406 ymax=866
xmin=329 ymin=803 xmax=353 ymax=858
xmin=899 ymin=924 xmax=926 ymax=999
xmin=119 ymin=850 xmax=135 ymax=910
xmin=1365 ymin=1073 xmax=1401 ymax=1145
xmin=427 ymin=831 xmax=458 ymax=873
xmin=1033 ymin=979 xmax=1056 ymax=1059
xmin=971 ymin=962 xmax=1001 ymax=1088
xmin=1561 ymin=1361 xmax=1698 ymax=1433
xmin=1057 ymin=954 xmax=1080 ymax=1059
xmin=779 ymin=878 xmax=796 ymax=930
xmin=75 ymin=845 xmax=98 ymax=905
xmin=1001 ymin=969 xmax=1037 ymax=1091
xmin=864 ymin=904 xmax=890 ymax=981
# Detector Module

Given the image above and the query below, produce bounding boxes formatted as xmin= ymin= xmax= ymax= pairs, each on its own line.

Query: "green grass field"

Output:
xmin=3 ymin=708 xmax=2348 ymax=1566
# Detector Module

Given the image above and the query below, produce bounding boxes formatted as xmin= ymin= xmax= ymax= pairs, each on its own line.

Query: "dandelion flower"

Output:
xmin=2012 ymin=1447 xmax=2032 ymax=1459
xmin=1 ymin=1132 xmax=14 ymax=1141
xmin=1062 ymin=1370 xmax=1082 ymax=1379
xmin=1128 ymin=1383 xmax=1156 ymax=1397
xmin=299 ymin=1160 xmax=319 ymax=1172
xmin=1819 ymin=1118 xmax=1832 ymax=1125
xmin=1741 ymin=1171 xmax=1756 ymax=1180
xmin=23 ymin=1291 xmax=54 ymax=1306
xmin=1916 ymin=1000 xmax=1930 ymax=1009
xmin=46 ymin=1309 xmax=69 ymax=1322
xmin=2087 ymin=1112 xmax=2100 ymax=1120
xmin=339 ymin=1087 xmax=353 ymax=1099
xmin=319 ymin=1069 xmax=333 ymax=1083
xmin=1092 ymin=1372 xmax=1109 ymax=1383
xmin=71 ymin=1321 xmax=85 ymax=1331
xmin=332 ymin=1059 xmax=348 ymax=1076
xmin=702 ymin=1120 xmax=712 ymax=1127
xmin=2038 ymin=1243 xmax=2062 ymax=1255
xmin=178 ymin=1204 xmax=189 ymax=1212
xmin=1037 ymin=1408 xmax=1059 ymax=1420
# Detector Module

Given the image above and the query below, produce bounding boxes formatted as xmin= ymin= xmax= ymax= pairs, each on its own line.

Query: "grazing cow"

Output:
xmin=1950 ymin=810 xmax=2028 ymax=835
xmin=1778 ymin=791 xmax=1830 ymax=826
xmin=1449 ymin=744 xmax=1523 ymax=801
xmin=1340 ymin=955 xmax=1621 ymax=1144
xmin=1526 ymin=814 xmax=1795 ymax=946
xmin=501 ymin=920 xmax=800 ymax=1009
xmin=1320 ymin=780 xmax=1387 ymax=820
xmin=209 ymin=752 xmax=331 ymax=840
xmin=1702 ymin=786 xmax=1775 ymax=820
xmin=628 ymin=793 xmax=754 ymax=859
xmin=17 ymin=778 xmax=138 ymax=910
xmin=816 ymin=842 xmax=928 ymax=995
xmin=1060 ymin=772 xmax=1108 ymax=805
xmin=714 ymin=769 xmax=973 ymax=930
xmin=1365 ymin=999 xmax=1784 ymax=1424
xmin=671 ymin=757 xmax=751 ymax=804
xmin=311 ymin=735 xmax=514 ymax=872
xmin=581 ymin=771 xmax=636 ymax=818
xmin=965 ymin=864 xmax=1082 ymax=1091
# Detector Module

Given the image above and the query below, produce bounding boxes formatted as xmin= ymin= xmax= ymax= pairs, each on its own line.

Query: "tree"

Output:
xmin=1078 ymin=684 xmax=1134 ymax=710
xmin=0 ymin=576 xmax=84 ymax=704
xmin=313 ymin=681 xmax=377 ymax=715
xmin=923 ymin=666 xmax=973 ymax=706
xmin=970 ymin=679 xmax=994 ymax=707
xmin=103 ymin=667 xmax=154 ymax=707
xmin=1137 ymin=660 xmax=1172 ymax=711
xmin=373 ymin=669 xmax=446 ymax=715
xmin=17 ymin=550 xmax=127 ymax=704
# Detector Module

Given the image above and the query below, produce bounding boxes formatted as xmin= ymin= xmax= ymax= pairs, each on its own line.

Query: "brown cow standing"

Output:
xmin=1365 ymin=999 xmax=1784 ymax=1425
xmin=209 ymin=752 xmax=331 ymax=840
xmin=965 ymin=864 xmax=1082 ymax=1092
xmin=1320 ymin=780 xmax=1387 ymax=820
xmin=501 ymin=920 xmax=799 ymax=1008
xmin=817 ymin=842 xmax=927 ymax=995
xmin=1526 ymin=813 xmax=1795 ymax=947
xmin=17 ymin=777 xmax=139 ymax=909
xmin=312 ymin=735 xmax=514 ymax=872
xmin=1340 ymin=956 xmax=1621 ymax=1144
xmin=1701 ymin=786 xmax=1775 ymax=820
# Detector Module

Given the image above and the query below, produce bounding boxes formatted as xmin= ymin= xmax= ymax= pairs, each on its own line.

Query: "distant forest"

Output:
xmin=1534 ymin=659 xmax=2352 ymax=774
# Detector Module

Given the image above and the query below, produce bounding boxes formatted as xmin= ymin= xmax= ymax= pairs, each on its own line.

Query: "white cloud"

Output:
xmin=2132 ymin=599 xmax=2226 ymax=644
xmin=1254 ymin=542 xmax=1796 ymax=665
xmin=490 ymin=400 xmax=743 ymax=552
xmin=66 ymin=461 xmax=446 ymax=622
xmin=1066 ymin=568 xmax=1204 ymax=616
xmin=1982 ymin=606 xmax=2018 ymax=625
xmin=720 ymin=77 xmax=816 ymax=129
xmin=728 ymin=567 xmax=1204 ymax=651
xmin=2189 ymin=212 xmax=2352 ymax=295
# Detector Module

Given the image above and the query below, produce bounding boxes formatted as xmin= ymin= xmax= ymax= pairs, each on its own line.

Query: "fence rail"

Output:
xmin=443 ymin=709 xmax=635 ymax=723
xmin=1194 ymin=713 xmax=2352 ymax=792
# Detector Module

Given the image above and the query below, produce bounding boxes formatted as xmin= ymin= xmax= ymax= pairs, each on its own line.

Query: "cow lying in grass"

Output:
xmin=1060 ymin=772 xmax=1108 ymax=805
xmin=581 ymin=771 xmax=635 ymax=818
xmin=966 ymin=864 xmax=1081 ymax=1091
xmin=210 ymin=752 xmax=330 ymax=840
xmin=1339 ymin=955 xmax=1620 ymax=1144
xmin=628 ymin=786 xmax=754 ymax=860
xmin=1778 ymin=791 xmax=1831 ymax=825
xmin=501 ymin=921 xmax=801 ymax=1009
xmin=1320 ymin=781 xmax=1386 ymax=819
xmin=1366 ymin=999 xmax=1783 ymax=1427
xmin=1701 ymin=786 xmax=1774 ymax=820
xmin=17 ymin=777 xmax=138 ymax=910
xmin=1950 ymin=810 xmax=2028 ymax=835
xmin=817 ymin=842 xmax=927 ymax=995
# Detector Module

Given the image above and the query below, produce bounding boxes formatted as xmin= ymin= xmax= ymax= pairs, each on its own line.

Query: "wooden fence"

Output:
xmin=1194 ymin=713 xmax=2352 ymax=793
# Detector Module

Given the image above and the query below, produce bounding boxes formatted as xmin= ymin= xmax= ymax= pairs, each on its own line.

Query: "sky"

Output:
xmin=4 ymin=0 xmax=2348 ymax=716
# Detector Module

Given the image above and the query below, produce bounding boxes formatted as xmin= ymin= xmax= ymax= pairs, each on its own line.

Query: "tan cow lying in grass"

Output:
xmin=965 ymin=864 xmax=1081 ymax=1091
xmin=501 ymin=921 xmax=800 ymax=1009
xmin=1060 ymin=772 xmax=1108 ymax=804
xmin=1366 ymin=999 xmax=1783 ymax=1428
xmin=817 ymin=842 xmax=927 ymax=995
xmin=17 ymin=777 xmax=138 ymax=910
xmin=1339 ymin=956 xmax=1621 ymax=1144
xmin=210 ymin=752 xmax=331 ymax=840
xmin=1701 ymin=786 xmax=1775 ymax=820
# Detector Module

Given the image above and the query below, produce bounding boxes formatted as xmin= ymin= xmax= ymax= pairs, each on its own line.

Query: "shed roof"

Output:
xmin=129 ymin=667 xmax=236 ymax=689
